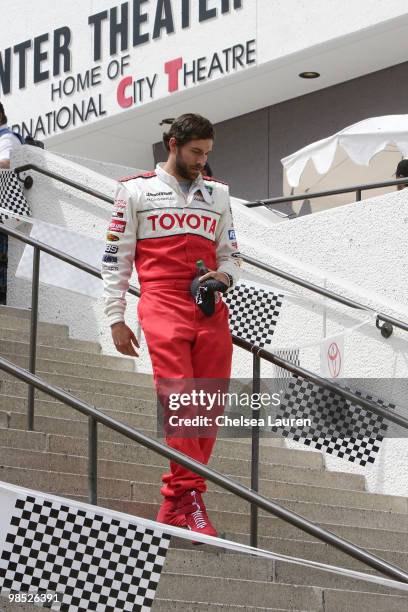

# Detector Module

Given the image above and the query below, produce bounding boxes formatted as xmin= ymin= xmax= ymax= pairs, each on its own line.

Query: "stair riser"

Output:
xmin=0 ymin=340 xmax=136 ymax=370
xmin=0 ymin=463 xmax=407 ymax=534
xmin=0 ymin=403 xmax=322 ymax=469
xmin=0 ymin=418 xmax=364 ymax=491
xmin=224 ymin=532 xmax=408 ymax=573
xmin=0 ymin=329 xmax=101 ymax=353
xmin=0 ymin=426 xmax=408 ymax=516
xmin=0 ymin=427 xmax=300 ymax=469
xmin=0 ymin=316 xmax=68 ymax=336
xmin=155 ymin=574 xmax=323 ymax=609
xmin=0 ymin=354 xmax=141 ymax=384
xmin=0 ymin=450 xmax=372 ymax=514
xmin=275 ymin=562 xmax=408 ymax=597
xmin=0 ymin=375 xmax=155 ymax=400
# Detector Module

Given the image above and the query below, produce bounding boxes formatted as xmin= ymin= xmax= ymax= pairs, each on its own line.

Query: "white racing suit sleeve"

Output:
xmin=215 ymin=188 xmax=242 ymax=291
xmin=101 ymin=182 xmax=138 ymax=326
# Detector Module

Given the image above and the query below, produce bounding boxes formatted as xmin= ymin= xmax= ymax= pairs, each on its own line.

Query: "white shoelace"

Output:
xmin=191 ymin=491 xmax=207 ymax=529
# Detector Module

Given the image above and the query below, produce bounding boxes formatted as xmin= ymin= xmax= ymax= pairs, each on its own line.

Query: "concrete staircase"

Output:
xmin=1 ymin=306 xmax=408 ymax=611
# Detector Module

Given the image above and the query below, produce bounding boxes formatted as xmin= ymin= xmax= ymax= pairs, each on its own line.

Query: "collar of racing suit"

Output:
xmin=155 ymin=162 xmax=213 ymax=205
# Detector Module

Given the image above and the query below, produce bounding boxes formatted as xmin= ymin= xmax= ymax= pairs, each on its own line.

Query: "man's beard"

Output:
xmin=175 ymin=151 xmax=201 ymax=180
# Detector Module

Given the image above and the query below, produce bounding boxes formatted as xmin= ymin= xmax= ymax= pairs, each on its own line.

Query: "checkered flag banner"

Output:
xmin=225 ymin=280 xmax=284 ymax=347
xmin=0 ymin=170 xmax=30 ymax=223
xmin=0 ymin=485 xmax=170 ymax=611
xmin=272 ymin=377 xmax=395 ymax=465
xmin=274 ymin=348 xmax=300 ymax=379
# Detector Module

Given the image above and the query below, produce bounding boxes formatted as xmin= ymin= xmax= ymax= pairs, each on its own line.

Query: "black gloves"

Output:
xmin=190 ymin=276 xmax=229 ymax=316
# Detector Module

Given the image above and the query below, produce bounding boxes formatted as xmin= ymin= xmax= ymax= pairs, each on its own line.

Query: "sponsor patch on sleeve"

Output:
xmin=102 ymin=255 xmax=118 ymax=263
xmin=114 ymin=199 xmax=127 ymax=210
xmin=228 ymin=229 xmax=236 ymax=240
xmin=109 ymin=219 xmax=126 ymax=233
xmin=105 ymin=244 xmax=118 ymax=254
xmin=102 ymin=264 xmax=119 ymax=271
xmin=106 ymin=233 xmax=120 ymax=242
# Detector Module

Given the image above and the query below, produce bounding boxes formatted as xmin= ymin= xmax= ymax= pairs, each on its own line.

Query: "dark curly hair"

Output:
xmin=163 ymin=113 xmax=214 ymax=151
xmin=0 ymin=102 xmax=7 ymax=125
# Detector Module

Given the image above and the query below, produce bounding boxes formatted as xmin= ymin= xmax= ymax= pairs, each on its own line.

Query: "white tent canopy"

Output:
xmin=281 ymin=115 xmax=408 ymax=213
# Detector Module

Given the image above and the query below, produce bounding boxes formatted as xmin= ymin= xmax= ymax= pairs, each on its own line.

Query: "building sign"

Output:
xmin=0 ymin=0 xmax=256 ymax=139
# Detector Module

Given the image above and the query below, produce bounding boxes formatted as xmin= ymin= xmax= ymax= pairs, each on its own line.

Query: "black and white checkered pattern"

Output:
xmin=225 ymin=283 xmax=284 ymax=346
xmin=0 ymin=495 xmax=170 ymax=611
xmin=274 ymin=349 xmax=300 ymax=379
xmin=272 ymin=378 xmax=394 ymax=465
xmin=0 ymin=170 xmax=30 ymax=223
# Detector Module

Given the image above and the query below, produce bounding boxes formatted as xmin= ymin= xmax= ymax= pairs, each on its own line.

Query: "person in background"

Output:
xmin=395 ymin=159 xmax=408 ymax=190
xmin=0 ymin=102 xmax=23 ymax=304
xmin=202 ymin=162 xmax=213 ymax=177
xmin=0 ymin=103 xmax=22 ymax=169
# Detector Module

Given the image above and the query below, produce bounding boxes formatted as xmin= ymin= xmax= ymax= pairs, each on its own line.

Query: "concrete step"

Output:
xmin=0 ymin=406 xmax=361 ymax=488
xmin=0 ymin=353 xmax=150 ymax=385
xmin=0 ymin=420 xmax=326 ymax=468
xmin=155 ymin=573 xmax=324 ymax=609
xmin=0 ymin=305 xmax=32 ymax=319
xmin=0 ymin=384 xmax=285 ymax=448
xmin=0 ymin=327 xmax=102 ymax=353
xmin=0 ymin=442 xmax=366 ymax=494
xmin=274 ymin=560 xmax=408 ymax=596
xmin=153 ymin=602 xmax=289 ymax=612
xmin=0 ymin=461 xmax=407 ymax=536
xmin=127 ymin=482 xmax=408 ymax=532
xmin=0 ymin=442 xmax=304 ymax=481
xmin=0 ymin=314 xmax=69 ymax=336
xmin=322 ymin=588 xmax=408 ymax=611
xmin=0 ymin=596 xmax=297 ymax=612
xmin=0 ymin=339 xmax=136 ymax=371
xmin=0 ymin=371 xmax=156 ymax=399
xmin=0 ymin=424 xmax=286 ymax=468
xmin=222 ymin=532 xmax=408 ymax=573
xmin=157 ymin=573 xmax=408 ymax=610
xmin=0 ymin=462 xmax=371 ymax=522
xmin=163 ymin=548 xmax=405 ymax=597
xmin=0 ymin=426 xmax=405 ymax=515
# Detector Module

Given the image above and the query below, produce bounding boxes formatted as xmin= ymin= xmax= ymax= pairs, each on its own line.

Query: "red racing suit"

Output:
xmin=101 ymin=162 xmax=241 ymax=498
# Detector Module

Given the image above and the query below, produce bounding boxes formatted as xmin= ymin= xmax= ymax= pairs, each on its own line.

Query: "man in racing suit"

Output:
xmin=102 ymin=114 xmax=241 ymax=540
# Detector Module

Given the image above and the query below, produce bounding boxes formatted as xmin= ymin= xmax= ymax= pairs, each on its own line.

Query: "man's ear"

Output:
xmin=168 ymin=137 xmax=178 ymax=154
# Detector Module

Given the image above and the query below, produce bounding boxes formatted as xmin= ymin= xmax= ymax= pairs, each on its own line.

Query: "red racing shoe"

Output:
xmin=176 ymin=489 xmax=218 ymax=544
xmin=156 ymin=497 xmax=187 ymax=528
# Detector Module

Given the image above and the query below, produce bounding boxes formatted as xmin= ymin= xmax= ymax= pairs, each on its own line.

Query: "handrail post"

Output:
xmin=356 ymin=189 xmax=362 ymax=201
xmin=88 ymin=416 xmax=98 ymax=505
xmin=250 ymin=353 xmax=261 ymax=548
xmin=27 ymin=246 xmax=40 ymax=430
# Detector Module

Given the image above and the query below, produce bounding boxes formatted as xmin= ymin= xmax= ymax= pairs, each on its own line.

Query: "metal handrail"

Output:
xmin=13 ymin=163 xmax=408 ymax=335
xmin=244 ymin=176 xmax=408 ymax=207
xmin=1 ymin=356 xmax=408 ymax=584
xmin=241 ymin=253 xmax=408 ymax=335
xmin=233 ymin=337 xmax=408 ymax=429
xmin=2 ymin=222 xmax=408 ymax=579
xmin=2 ymin=224 xmax=406 ymax=429
xmin=14 ymin=164 xmax=113 ymax=204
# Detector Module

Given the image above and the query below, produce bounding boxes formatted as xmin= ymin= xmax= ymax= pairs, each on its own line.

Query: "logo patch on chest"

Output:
xmin=145 ymin=211 xmax=218 ymax=235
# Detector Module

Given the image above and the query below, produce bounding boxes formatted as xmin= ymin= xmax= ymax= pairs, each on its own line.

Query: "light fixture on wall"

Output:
xmin=299 ymin=71 xmax=320 ymax=79
xmin=159 ymin=118 xmax=175 ymax=126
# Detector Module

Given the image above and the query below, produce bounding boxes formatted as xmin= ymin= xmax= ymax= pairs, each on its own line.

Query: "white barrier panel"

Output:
xmin=0 ymin=479 xmax=407 ymax=612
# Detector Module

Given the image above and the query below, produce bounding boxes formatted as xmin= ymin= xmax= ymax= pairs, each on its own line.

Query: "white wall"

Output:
xmin=4 ymin=0 xmax=408 ymax=172
xmin=7 ymin=146 xmax=408 ymax=496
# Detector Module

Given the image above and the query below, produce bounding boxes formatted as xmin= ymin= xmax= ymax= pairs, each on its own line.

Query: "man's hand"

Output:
xmin=111 ymin=322 xmax=139 ymax=357
xmin=199 ymin=270 xmax=230 ymax=286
